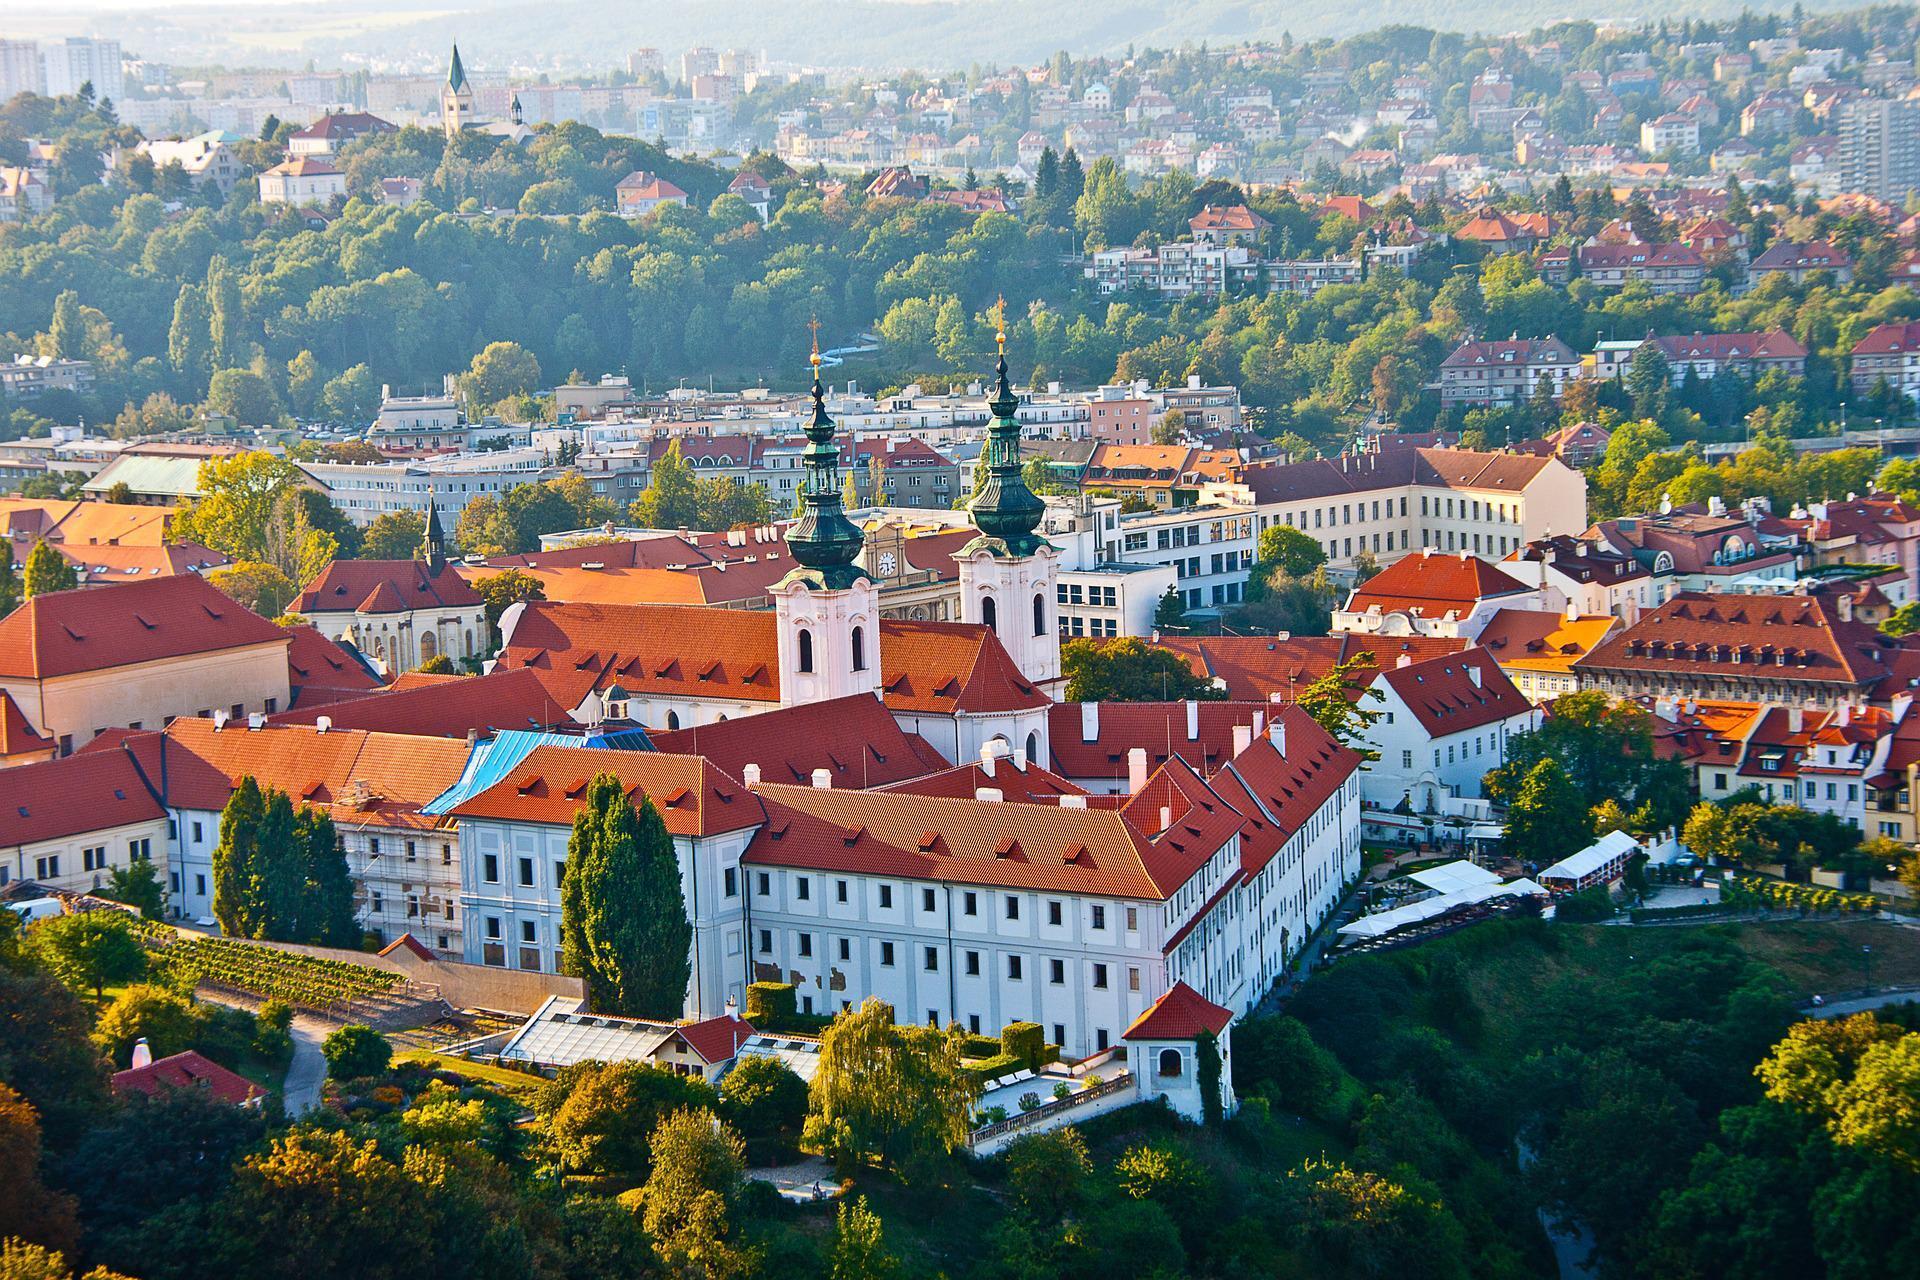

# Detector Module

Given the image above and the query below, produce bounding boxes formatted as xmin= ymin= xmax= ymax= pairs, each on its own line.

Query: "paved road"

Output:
xmin=284 ymin=1014 xmax=329 ymax=1115
xmin=1806 ymin=988 xmax=1920 ymax=1019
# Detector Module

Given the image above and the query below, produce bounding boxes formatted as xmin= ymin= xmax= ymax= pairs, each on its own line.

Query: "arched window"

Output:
xmin=981 ymin=595 xmax=997 ymax=633
xmin=1033 ymin=591 xmax=1046 ymax=636
xmin=1157 ymin=1048 xmax=1183 ymax=1078
xmin=798 ymin=628 xmax=814 ymax=673
xmin=1026 ymin=731 xmax=1039 ymax=762
xmin=419 ymin=632 xmax=437 ymax=662
xmin=851 ymin=625 xmax=866 ymax=672
xmin=666 ymin=710 xmax=681 ymax=731
xmin=464 ymin=630 xmax=474 ymax=657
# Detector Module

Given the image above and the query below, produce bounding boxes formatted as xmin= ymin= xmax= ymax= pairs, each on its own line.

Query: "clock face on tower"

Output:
xmin=877 ymin=552 xmax=898 ymax=576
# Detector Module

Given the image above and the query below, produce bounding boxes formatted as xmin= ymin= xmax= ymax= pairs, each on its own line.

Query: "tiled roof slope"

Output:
xmin=1344 ymin=549 xmax=1531 ymax=615
xmin=273 ymin=667 xmax=576 ymax=737
xmin=1232 ymin=447 xmax=1555 ymax=506
xmin=446 ymin=746 xmax=762 ymax=838
xmin=1122 ymin=981 xmax=1232 ymax=1040
xmin=0 ymin=748 xmax=165 ymax=844
xmin=1576 ymin=592 xmax=1893 ymax=688
xmin=292 ymin=559 xmax=481 ymax=614
xmin=1379 ymin=649 xmax=1532 ymax=735
xmin=0 ymin=574 xmax=288 ymax=679
xmin=1147 ymin=634 xmax=1468 ymax=703
xmin=650 ymin=693 xmax=950 ymax=788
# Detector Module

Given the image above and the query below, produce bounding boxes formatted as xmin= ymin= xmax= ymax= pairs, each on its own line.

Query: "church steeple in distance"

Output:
xmin=422 ymin=499 xmax=447 ymax=573
xmin=447 ymin=43 xmax=468 ymax=93
xmin=780 ymin=319 xmax=869 ymax=590
xmin=966 ymin=296 xmax=1047 ymax=557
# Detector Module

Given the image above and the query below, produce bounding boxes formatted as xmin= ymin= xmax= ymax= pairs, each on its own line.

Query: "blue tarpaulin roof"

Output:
xmin=422 ymin=726 xmax=655 ymax=815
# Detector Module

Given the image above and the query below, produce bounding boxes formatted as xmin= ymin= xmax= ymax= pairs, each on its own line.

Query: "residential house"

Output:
xmin=0 ymin=748 xmax=167 ymax=895
xmin=1474 ymin=607 xmax=1619 ymax=702
xmin=1332 ymin=549 xmax=1546 ymax=639
xmin=1436 ymin=337 xmax=1581 ymax=408
xmin=1849 ymin=321 xmax=1920 ymax=405
xmin=1355 ymin=648 xmax=1540 ymax=812
xmin=1749 ymin=240 xmax=1853 ymax=285
xmin=615 ymin=170 xmax=690 ymax=215
xmin=257 ymin=157 xmax=347 ymax=207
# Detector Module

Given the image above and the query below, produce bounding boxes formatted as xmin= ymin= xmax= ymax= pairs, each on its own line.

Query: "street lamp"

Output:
xmin=1862 ymin=944 xmax=1873 ymax=995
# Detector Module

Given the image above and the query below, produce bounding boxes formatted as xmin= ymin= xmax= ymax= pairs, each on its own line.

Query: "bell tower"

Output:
xmin=441 ymin=43 xmax=473 ymax=138
xmin=956 ymin=299 xmax=1061 ymax=688
xmin=772 ymin=321 xmax=882 ymax=708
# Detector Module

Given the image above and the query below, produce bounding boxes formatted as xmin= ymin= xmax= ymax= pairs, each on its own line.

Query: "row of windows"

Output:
xmin=756 ymin=929 xmax=1141 ymax=992
xmin=754 ymin=872 xmax=1137 ymax=931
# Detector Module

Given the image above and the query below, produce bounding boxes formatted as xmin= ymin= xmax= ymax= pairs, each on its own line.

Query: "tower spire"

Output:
xmin=781 ymin=318 xmax=867 ymax=589
xmin=422 ymin=498 xmax=446 ymax=573
xmin=966 ymin=295 xmax=1046 ymax=556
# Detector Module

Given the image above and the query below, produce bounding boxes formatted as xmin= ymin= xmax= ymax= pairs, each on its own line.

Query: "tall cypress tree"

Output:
xmin=297 ymin=808 xmax=359 ymax=947
xmin=256 ymin=789 xmax=302 ymax=941
xmin=560 ymin=772 xmax=691 ymax=1018
xmin=212 ymin=777 xmax=266 ymax=937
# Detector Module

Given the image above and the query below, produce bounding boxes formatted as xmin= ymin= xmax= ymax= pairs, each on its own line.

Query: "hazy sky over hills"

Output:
xmin=4 ymin=0 xmax=1878 ymax=70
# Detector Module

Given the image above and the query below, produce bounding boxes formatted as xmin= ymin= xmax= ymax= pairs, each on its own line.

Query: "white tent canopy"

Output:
xmin=1339 ymin=878 xmax=1548 ymax=940
xmin=1539 ymin=830 xmax=1639 ymax=884
xmin=1406 ymin=859 xmax=1501 ymax=895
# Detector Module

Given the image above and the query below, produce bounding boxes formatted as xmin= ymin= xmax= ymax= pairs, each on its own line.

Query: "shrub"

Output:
xmin=1018 ymin=1091 xmax=1043 ymax=1112
xmin=1002 ymin=1126 xmax=1090 ymax=1221
xmin=962 ymin=1033 xmax=1002 ymax=1058
xmin=1554 ymin=887 xmax=1615 ymax=923
xmin=1052 ymin=1081 xmax=1073 ymax=1101
xmin=744 ymin=982 xmax=796 ymax=1023
xmin=718 ymin=1054 xmax=808 ymax=1158
xmin=960 ymin=1052 xmax=1023 ymax=1084
xmin=1002 ymin=1021 xmax=1044 ymax=1069
xmin=320 ymin=1024 xmax=391 ymax=1080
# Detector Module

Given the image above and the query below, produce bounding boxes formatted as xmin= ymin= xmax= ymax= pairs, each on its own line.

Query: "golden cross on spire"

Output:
xmin=992 ymin=294 xmax=1007 ymax=355
xmin=807 ymin=315 xmax=823 ymax=369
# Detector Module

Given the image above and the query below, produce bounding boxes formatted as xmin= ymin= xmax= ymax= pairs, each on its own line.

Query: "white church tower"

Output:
xmin=955 ymin=301 xmax=1061 ymax=689
xmin=772 ymin=326 xmax=882 ymax=707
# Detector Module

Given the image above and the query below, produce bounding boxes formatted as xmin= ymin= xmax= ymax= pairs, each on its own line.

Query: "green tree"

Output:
xmin=558 ymin=773 xmax=691 ymax=1018
xmin=546 ymin=1060 xmax=719 ymax=1180
xmin=802 ymin=997 xmax=978 ymax=1181
xmin=204 ymin=255 xmax=244 ymax=367
xmin=362 ymin=510 xmax=426 ymax=560
xmin=212 ymin=777 xmax=269 ymax=937
xmin=27 ymin=912 xmax=146 ymax=998
xmin=205 ymin=368 xmax=282 ymax=427
xmin=630 ymin=440 xmax=700 ymax=529
xmin=717 ymin=1055 xmax=808 ymax=1159
xmin=1254 ymin=523 xmax=1329 ymax=580
xmin=297 ymin=807 xmax=358 ymax=948
xmin=1060 ymin=636 xmax=1220 ymax=702
xmin=1153 ymin=586 xmax=1188 ymax=631
xmin=827 ymin=1196 xmax=896 ymax=1280
xmin=459 ymin=341 xmax=542 ymax=412
xmin=1504 ymin=757 xmax=1585 ymax=867
xmin=0 ymin=966 xmax=111 ymax=1143
xmin=173 ymin=452 xmax=305 ymax=562
xmin=0 ymin=1085 xmax=81 ymax=1257
xmin=1001 ymin=1127 xmax=1091 ymax=1222
xmin=48 ymin=291 xmax=87 ymax=361
xmin=21 ymin=542 xmax=74 ymax=599
xmin=320 ymin=1024 xmax=391 ymax=1079
xmin=167 ymin=283 xmax=213 ymax=385
xmin=215 ymin=1129 xmax=434 ymax=1280
xmin=103 ymin=859 xmax=165 ymax=920
xmin=1758 ymin=1014 xmax=1920 ymax=1171
xmin=89 ymin=983 xmax=198 ymax=1063
xmin=640 ymin=1107 xmax=751 ymax=1277
xmin=321 ymin=363 xmax=380 ymax=423
xmin=286 ymin=350 xmax=325 ymax=419
xmin=1296 ymin=653 xmax=1383 ymax=757
xmin=1625 ymin=343 xmax=1671 ymax=421
xmin=208 ymin=561 xmax=298 ymax=618
xmin=0 ymin=553 xmax=18 ymax=618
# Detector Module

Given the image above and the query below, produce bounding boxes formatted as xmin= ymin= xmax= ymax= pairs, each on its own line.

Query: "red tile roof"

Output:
xmin=292 ymin=559 xmax=480 ymax=615
xmin=0 ymin=689 xmax=52 ymax=758
xmin=1580 ymin=592 xmax=1894 ymax=688
xmin=1047 ymin=700 xmax=1270 ymax=781
xmin=673 ymin=1014 xmax=755 ymax=1064
xmin=880 ymin=756 xmax=1085 ymax=804
xmin=498 ymin=602 xmax=1048 ymax=717
xmin=1189 ymin=203 xmax=1269 ymax=233
xmin=285 ymin=625 xmax=383 ymax=702
xmin=1232 ymin=447 xmax=1556 ymax=507
xmin=1122 ymin=981 xmax=1232 ymax=1040
xmin=273 ymin=667 xmax=575 ymax=738
xmin=1851 ymin=321 xmax=1920 ymax=356
xmin=1378 ymin=649 xmax=1533 ymax=736
xmin=1344 ymin=550 xmax=1532 ymax=617
xmin=112 ymin=1050 xmax=263 ymax=1106
xmin=446 ymin=746 xmax=762 ymax=838
xmin=1145 ymin=634 xmax=1467 ymax=703
xmin=650 ymin=693 xmax=949 ymax=788
xmin=1751 ymin=239 xmax=1852 ymax=272
xmin=1652 ymin=329 xmax=1806 ymax=362
xmin=743 ymin=779 xmax=1205 ymax=900
xmin=1207 ymin=713 xmax=1361 ymax=876
xmin=0 ymin=574 xmax=288 ymax=679
xmin=0 ymin=748 xmax=164 ymax=845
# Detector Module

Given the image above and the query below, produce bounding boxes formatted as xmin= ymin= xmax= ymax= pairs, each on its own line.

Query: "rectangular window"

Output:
xmin=1128 ymin=966 xmax=1141 ymax=992
xmin=1047 ymin=900 xmax=1063 ymax=927
xmin=836 ymin=879 xmax=849 ymax=903
xmin=82 ymin=846 xmax=105 ymax=872
xmin=1093 ymin=963 xmax=1109 ymax=988
xmin=724 ymin=867 xmax=738 ymax=897
xmin=757 ymin=872 xmax=771 ymax=896
xmin=1053 ymin=1022 xmax=1066 ymax=1045
xmin=758 ymin=929 xmax=772 ymax=953
xmin=796 ymin=876 xmax=811 ymax=901
xmin=964 ymin=891 xmax=979 ymax=915
xmin=1005 ymin=895 xmax=1020 ymax=920
xmin=1049 ymin=958 xmax=1065 ymax=984
xmin=798 ymin=934 xmax=813 ymax=957
xmin=838 ymin=937 xmax=851 ymax=961
xmin=878 ymin=884 xmax=893 ymax=909
xmin=924 ymin=946 xmax=939 ymax=971
xmin=1091 ymin=904 xmax=1106 ymax=930
xmin=922 ymin=887 xmax=936 ymax=913
xmin=517 ymin=857 xmax=534 ymax=887
xmin=1126 ymin=906 xmax=1139 ymax=931
xmin=965 ymin=950 xmax=981 ymax=975
xmin=405 ymin=840 xmax=417 ymax=861
xmin=1007 ymin=955 xmax=1023 ymax=980
xmin=482 ymin=854 xmax=499 ymax=884
xmin=881 ymin=941 xmax=896 ymax=967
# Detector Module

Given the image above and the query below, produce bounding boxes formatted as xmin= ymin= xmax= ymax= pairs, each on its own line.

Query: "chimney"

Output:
xmin=1252 ymin=709 xmax=1265 ymax=735
xmin=1788 ymin=705 xmax=1804 ymax=734
xmin=724 ymin=995 xmax=739 ymax=1017
xmin=811 ymin=768 xmax=832 ymax=789
xmin=1895 ymin=692 xmax=1915 ymax=724
xmin=1080 ymin=702 xmax=1099 ymax=741
xmin=979 ymin=744 xmax=997 ymax=778
xmin=1159 ymin=804 xmax=1173 ymax=831
xmin=130 ymin=1038 xmax=152 ymax=1069
xmin=1233 ymin=724 xmax=1253 ymax=756
xmin=1012 ymin=745 xmax=1028 ymax=771
xmin=212 ymin=709 xmax=230 ymax=730
xmin=1185 ymin=699 xmax=1200 ymax=741
xmin=1467 ymin=663 xmax=1482 ymax=688
xmin=1059 ymin=794 xmax=1087 ymax=809
xmin=1396 ymin=653 xmax=1413 ymax=668
xmin=1837 ymin=593 xmax=1854 ymax=623
xmin=1269 ymin=717 xmax=1287 ymax=755
xmin=976 ymin=787 xmax=1004 ymax=802
xmin=246 ymin=712 xmax=266 ymax=730
xmin=1127 ymin=746 xmax=1148 ymax=794
xmin=742 ymin=763 xmax=761 ymax=787
xmin=1839 ymin=703 xmax=1852 ymax=727
xmin=315 ymin=715 xmax=333 ymax=733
